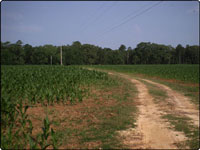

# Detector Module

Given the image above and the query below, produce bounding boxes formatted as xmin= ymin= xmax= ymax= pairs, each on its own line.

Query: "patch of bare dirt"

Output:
xmin=26 ymin=85 xmax=125 ymax=149
xmin=118 ymin=78 xmax=187 ymax=149
xmin=26 ymin=99 xmax=104 ymax=149
xmin=86 ymin=69 xmax=192 ymax=149
xmin=142 ymin=79 xmax=199 ymax=127
xmin=86 ymin=68 xmax=200 ymax=149
xmin=104 ymin=72 xmax=188 ymax=149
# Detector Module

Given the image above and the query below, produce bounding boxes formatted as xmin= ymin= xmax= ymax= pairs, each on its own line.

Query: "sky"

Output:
xmin=1 ymin=1 xmax=199 ymax=49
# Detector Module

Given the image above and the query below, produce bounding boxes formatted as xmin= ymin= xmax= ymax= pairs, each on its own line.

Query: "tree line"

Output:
xmin=1 ymin=40 xmax=199 ymax=65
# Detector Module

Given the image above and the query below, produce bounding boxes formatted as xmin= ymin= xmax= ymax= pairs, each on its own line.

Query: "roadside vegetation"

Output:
xmin=138 ymin=79 xmax=199 ymax=149
xmin=87 ymin=64 xmax=199 ymax=83
xmin=138 ymin=79 xmax=167 ymax=103
xmin=162 ymin=114 xmax=199 ymax=149
xmin=86 ymin=65 xmax=199 ymax=149
xmin=53 ymin=75 xmax=138 ymax=149
xmin=87 ymin=65 xmax=199 ymax=105
xmin=150 ymin=78 xmax=199 ymax=106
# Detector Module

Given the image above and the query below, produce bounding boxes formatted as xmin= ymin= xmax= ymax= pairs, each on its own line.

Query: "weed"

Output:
xmin=162 ymin=114 xmax=199 ymax=149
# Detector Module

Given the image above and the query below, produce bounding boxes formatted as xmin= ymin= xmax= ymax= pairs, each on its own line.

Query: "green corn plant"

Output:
xmin=17 ymin=103 xmax=29 ymax=129
xmin=51 ymin=128 xmax=58 ymax=149
xmin=2 ymin=125 xmax=13 ymax=149
xmin=2 ymin=65 xmax=113 ymax=148
xmin=38 ymin=115 xmax=51 ymax=149
xmin=28 ymin=134 xmax=38 ymax=149
xmin=16 ymin=102 xmax=34 ymax=146
xmin=27 ymin=115 xmax=53 ymax=149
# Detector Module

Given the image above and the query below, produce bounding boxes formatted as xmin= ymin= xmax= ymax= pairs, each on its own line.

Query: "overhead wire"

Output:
xmin=79 ymin=2 xmax=106 ymax=32
xmin=81 ymin=1 xmax=118 ymax=33
xmin=118 ymin=2 xmax=152 ymax=24
xmin=88 ymin=1 xmax=118 ymax=26
xmin=95 ymin=2 xmax=152 ymax=40
xmin=96 ymin=1 xmax=163 ymax=40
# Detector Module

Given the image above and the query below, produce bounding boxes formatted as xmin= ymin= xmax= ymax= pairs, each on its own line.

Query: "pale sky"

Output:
xmin=1 ymin=1 xmax=199 ymax=49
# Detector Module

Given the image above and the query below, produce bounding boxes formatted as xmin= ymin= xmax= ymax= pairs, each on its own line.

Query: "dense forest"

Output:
xmin=1 ymin=40 xmax=199 ymax=65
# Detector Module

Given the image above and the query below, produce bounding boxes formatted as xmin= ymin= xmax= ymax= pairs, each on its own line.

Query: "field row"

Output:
xmin=1 ymin=65 xmax=114 ymax=149
xmin=86 ymin=65 xmax=199 ymax=83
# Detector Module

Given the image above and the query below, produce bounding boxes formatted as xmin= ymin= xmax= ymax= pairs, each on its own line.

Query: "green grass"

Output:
xmin=140 ymin=78 xmax=199 ymax=149
xmin=85 ymin=65 xmax=199 ymax=149
xmin=53 ymin=76 xmax=138 ymax=149
xmin=79 ymin=81 xmax=137 ymax=149
xmin=1 ymin=65 xmax=119 ymax=149
xmin=162 ymin=114 xmax=199 ymax=149
xmin=52 ymin=128 xmax=76 ymax=148
xmin=149 ymin=78 xmax=199 ymax=106
xmin=139 ymin=78 xmax=199 ymax=149
xmin=85 ymin=65 xmax=199 ymax=106
xmin=139 ymin=79 xmax=167 ymax=103
xmin=86 ymin=64 xmax=199 ymax=83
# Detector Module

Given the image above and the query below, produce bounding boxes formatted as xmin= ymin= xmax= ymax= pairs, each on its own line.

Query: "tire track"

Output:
xmin=118 ymin=78 xmax=187 ymax=149
xmin=141 ymin=79 xmax=199 ymax=127
xmin=86 ymin=69 xmax=193 ymax=148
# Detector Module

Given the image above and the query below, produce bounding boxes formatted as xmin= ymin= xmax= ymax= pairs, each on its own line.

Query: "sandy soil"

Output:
xmin=142 ymin=79 xmax=199 ymax=127
xmin=117 ymin=76 xmax=187 ymax=149
xmin=87 ymin=69 xmax=198 ymax=149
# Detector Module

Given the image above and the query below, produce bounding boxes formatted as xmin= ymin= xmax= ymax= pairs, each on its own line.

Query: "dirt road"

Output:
xmin=107 ymin=71 xmax=198 ymax=149
xmin=142 ymin=79 xmax=199 ymax=127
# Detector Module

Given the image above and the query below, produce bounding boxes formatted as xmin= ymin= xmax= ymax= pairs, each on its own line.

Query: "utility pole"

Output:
xmin=179 ymin=50 xmax=181 ymax=64
xmin=127 ymin=51 xmax=129 ymax=64
xmin=60 ymin=46 xmax=63 ymax=65
xmin=50 ymin=56 xmax=52 ymax=65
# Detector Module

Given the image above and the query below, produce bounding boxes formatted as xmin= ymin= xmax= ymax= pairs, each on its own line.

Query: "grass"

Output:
xmin=149 ymin=78 xmax=199 ymax=106
xmin=84 ymin=65 xmax=199 ymax=106
xmin=139 ymin=78 xmax=199 ymax=149
xmin=76 ymin=76 xmax=138 ymax=149
xmin=162 ymin=114 xmax=199 ymax=149
xmin=79 ymin=101 xmax=137 ymax=149
xmin=27 ymin=75 xmax=138 ymax=149
xmin=84 ymin=66 xmax=199 ymax=149
xmin=85 ymin=64 xmax=199 ymax=83
xmin=138 ymin=79 xmax=167 ymax=103
xmin=3 ymin=65 xmax=136 ymax=149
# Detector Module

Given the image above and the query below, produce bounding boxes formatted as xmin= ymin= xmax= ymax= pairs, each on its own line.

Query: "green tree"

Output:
xmin=175 ymin=44 xmax=184 ymax=64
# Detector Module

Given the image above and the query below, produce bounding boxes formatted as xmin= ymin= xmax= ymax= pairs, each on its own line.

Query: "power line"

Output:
xmin=96 ymin=2 xmax=152 ymax=39
xmin=82 ymin=1 xmax=118 ymax=33
xmin=119 ymin=2 xmax=152 ymax=24
xmin=97 ymin=1 xmax=163 ymax=39
xmin=79 ymin=2 xmax=106 ymax=31
xmin=89 ymin=1 xmax=118 ymax=26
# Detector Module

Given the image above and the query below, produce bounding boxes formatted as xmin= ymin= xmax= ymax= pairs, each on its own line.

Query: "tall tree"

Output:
xmin=1 ymin=40 xmax=199 ymax=65
xmin=175 ymin=44 xmax=184 ymax=64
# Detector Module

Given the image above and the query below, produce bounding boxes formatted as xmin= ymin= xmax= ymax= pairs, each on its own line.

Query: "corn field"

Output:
xmin=1 ymin=65 xmax=110 ymax=149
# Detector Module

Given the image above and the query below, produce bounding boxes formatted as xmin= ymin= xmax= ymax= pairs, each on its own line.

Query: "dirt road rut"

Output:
xmin=118 ymin=77 xmax=187 ymax=149
xmin=142 ymin=79 xmax=199 ymax=127
xmin=89 ymin=69 xmax=198 ymax=149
